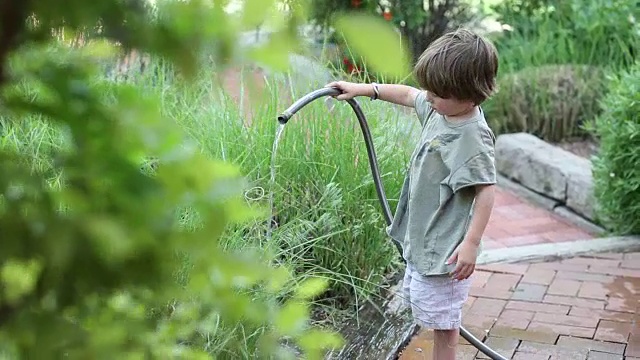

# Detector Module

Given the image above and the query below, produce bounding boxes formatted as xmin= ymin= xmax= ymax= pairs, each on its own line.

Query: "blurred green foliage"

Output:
xmin=0 ymin=0 xmax=412 ymax=357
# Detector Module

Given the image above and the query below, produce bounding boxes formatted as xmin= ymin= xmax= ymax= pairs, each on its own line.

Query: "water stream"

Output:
xmin=267 ymin=98 xmax=335 ymax=239
xmin=267 ymin=122 xmax=286 ymax=239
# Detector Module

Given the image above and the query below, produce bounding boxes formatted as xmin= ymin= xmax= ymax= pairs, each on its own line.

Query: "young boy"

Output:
xmin=326 ymin=28 xmax=498 ymax=359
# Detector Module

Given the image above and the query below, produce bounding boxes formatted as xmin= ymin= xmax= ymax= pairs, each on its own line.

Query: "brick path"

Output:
xmin=485 ymin=188 xmax=594 ymax=250
xmin=398 ymin=252 xmax=640 ymax=360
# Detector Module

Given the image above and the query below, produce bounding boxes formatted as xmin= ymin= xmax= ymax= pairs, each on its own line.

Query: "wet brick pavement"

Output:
xmin=483 ymin=188 xmax=594 ymax=250
xmin=398 ymin=252 xmax=640 ymax=360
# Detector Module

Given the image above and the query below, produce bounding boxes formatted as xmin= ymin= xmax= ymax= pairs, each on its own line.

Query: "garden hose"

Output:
xmin=277 ymin=87 xmax=507 ymax=360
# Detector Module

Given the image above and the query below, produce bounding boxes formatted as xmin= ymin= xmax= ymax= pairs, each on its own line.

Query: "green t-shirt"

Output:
xmin=387 ymin=91 xmax=497 ymax=276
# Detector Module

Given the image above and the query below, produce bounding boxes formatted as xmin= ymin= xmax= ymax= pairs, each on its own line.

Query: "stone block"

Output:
xmin=495 ymin=133 xmax=596 ymax=221
xmin=566 ymin=166 xmax=595 ymax=219
xmin=496 ymin=133 xmax=568 ymax=200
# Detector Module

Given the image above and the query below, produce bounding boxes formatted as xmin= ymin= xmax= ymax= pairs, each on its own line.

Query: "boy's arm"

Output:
xmin=463 ymin=184 xmax=495 ymax=246
xmin=326 ymin=81 xmax=421 ymax=108
xmin=375 ymin=84 xmax=421 ymax=108
xmin=448 ymin=184 xmax=495 ymax=280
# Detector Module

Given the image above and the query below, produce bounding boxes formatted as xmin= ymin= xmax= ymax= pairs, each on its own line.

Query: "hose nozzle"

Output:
xmin=277 ymin=112 xmax=292 ymax=124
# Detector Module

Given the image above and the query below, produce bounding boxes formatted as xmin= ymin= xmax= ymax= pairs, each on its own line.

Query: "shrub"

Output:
xmin=589 ymin=62 xmax=640 ymax=235
xmin=483 ymin=65 xmax=604 ymax=142
xmin=492 ymin=0 xmax=639 ymax=72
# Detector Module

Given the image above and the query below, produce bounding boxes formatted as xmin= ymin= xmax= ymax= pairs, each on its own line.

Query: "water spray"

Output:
xmin=275 ymin=87 xmax=507 ymax=360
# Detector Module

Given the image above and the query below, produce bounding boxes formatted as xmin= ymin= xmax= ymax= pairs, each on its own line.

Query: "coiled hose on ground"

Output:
xmin=277 ymin=87 xmax=507 ymax=360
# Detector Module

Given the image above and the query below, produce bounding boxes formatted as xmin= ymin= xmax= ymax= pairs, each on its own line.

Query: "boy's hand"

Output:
xmin=325 ymin=81 xmax=371 ymax=100
xmin=447 ymin=240 xmax=479 ymax=281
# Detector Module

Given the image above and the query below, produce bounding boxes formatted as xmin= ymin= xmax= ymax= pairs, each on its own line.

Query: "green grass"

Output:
xmin=125 ymin=59 xmax=423 ymax=352
xmin=493 ymin=24 xmax=636 ymax=74
xmin=149 ymin=61 xmax=417 ymax=303
xmin=489 ymin=2 xmax=638 ymax=74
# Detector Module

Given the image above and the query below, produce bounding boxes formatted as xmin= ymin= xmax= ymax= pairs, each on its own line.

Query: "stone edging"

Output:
xmin=478 ymin=235 xmax=640 ymax=265
xmin=495 ymin=133 xmax=598 ymax=225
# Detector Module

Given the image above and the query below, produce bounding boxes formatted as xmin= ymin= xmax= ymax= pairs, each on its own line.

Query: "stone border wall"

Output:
xmin=495 ymin=132 xmax=599 ymax=227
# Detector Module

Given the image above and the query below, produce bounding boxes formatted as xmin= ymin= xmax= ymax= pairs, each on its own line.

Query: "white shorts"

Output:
xmin=402 ymin=263 xmax=472 ymax=330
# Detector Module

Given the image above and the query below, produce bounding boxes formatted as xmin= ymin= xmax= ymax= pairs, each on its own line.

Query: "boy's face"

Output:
xmin=426 ymin=91 xmax=475 ymax=117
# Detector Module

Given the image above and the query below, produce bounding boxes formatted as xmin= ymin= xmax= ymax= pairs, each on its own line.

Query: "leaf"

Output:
xmin=266 ymin=266 xmax=291 ymax=293
xmin=79 ymin=39 xmax=117 ymax=61
xmin=84 ymin=216 xmax=134 ymax=262
xmin=29 ymin=312 xmax=86 ymax=357
xmin=298 ymin=329 xmax=344 ymax=356
xmin=1 ymin=258 xmax=43 ymax=305
xmin=274 ymin=301 xmax=308 ymax=336
xmin=242 ymin=0 xmax=276 ymax=29
xmin=247 ymin=31 xmax=296 ymax=71
xmin=334 ymin=14 xmax=410 ymax=77
xmin=293 ymin=277 xmax=328 ymax=300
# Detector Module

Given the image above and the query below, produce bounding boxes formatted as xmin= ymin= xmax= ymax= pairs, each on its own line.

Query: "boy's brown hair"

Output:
xmin=414 ymin=28 xmax=498 ymax=105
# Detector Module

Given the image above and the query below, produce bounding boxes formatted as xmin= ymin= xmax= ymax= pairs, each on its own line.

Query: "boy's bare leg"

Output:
xmin=433 ymin=329 xmax=459 ymax=360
